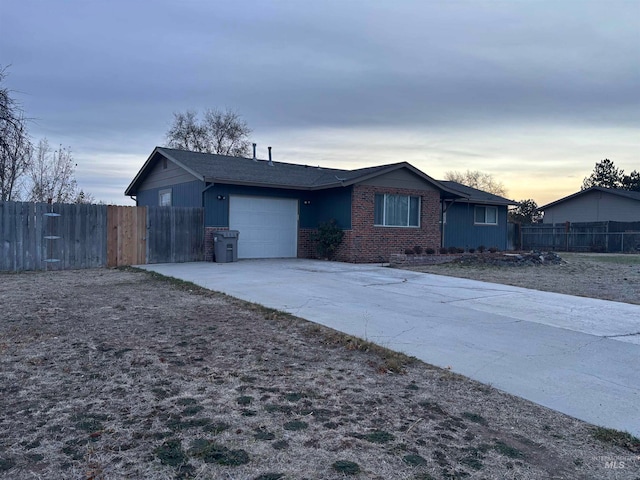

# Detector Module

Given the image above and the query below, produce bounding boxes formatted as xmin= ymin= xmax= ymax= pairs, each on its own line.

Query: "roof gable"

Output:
xmin=540 ymin=187 xmax=640 ymax=210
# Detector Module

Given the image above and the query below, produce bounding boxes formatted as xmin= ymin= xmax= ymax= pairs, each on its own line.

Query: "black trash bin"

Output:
xmin=213 ymin=230 xmax=240 ymax=263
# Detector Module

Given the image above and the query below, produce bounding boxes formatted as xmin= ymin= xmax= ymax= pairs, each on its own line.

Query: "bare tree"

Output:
xmin=0 ymin=66 xmax=32 ymax=201
xmin=74 ymin=190 xmax=96 ymax=204
xmin=165 ymin=108 xmax=251 ymax=157
xmin=444 ymin=169 xmax=508 ymax=197
xmin=27 ymin=139 xmax=80 ymax=203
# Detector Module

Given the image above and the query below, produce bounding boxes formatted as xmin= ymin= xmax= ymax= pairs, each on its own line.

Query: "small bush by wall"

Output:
xmin=312 ymin=219 xmax=345 ymax=260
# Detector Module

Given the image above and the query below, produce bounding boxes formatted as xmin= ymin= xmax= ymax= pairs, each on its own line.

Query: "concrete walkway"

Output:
xmin=139 ymin=259 xmax=640 ymax=436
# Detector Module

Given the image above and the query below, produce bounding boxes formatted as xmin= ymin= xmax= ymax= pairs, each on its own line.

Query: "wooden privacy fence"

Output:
xmin=146 ymin=206 xmax=205 ymax=264
xmin=0 ymin=201 xmax=204 ymax=272
xmin=521 ymin=221 xmax=640 ymax=253
xmin=1 ymin=201 xmax=107 ymax=271
xmin=106 ymin=205 xmax=147 ymax=267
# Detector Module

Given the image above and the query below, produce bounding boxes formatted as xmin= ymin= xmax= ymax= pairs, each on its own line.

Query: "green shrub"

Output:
xmin=425 ymin=247 xmax=435 ymax=255
xmin=488 ymin=246 xmax=498 ymax=253
xmin=439 ymin=247 xmax=448 ymax=254
xmin=312 ymin=219 xmax=344 ymax=260
xmin=413 ymin=245 xmax=423 ymax=254
xmin=477 ymin=245 xmax=486 ymax=253
xmin=404 ymin=248 xmax=414 ymax=255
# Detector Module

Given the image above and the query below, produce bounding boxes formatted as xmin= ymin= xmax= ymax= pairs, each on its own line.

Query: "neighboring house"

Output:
xmin=125 ymin=147 xmax=509 ymax=262
xmin=438 ymin=181 xmax=516 ymax=251
xmin=540 ymin=187 xmax=640 ymax=224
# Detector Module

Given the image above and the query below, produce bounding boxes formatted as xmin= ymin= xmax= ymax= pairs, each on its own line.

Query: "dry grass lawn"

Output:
xmin=1 ymin=257 xmax=639 ymax=479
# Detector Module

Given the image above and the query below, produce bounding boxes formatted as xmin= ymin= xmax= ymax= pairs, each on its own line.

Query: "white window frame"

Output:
xmin=159 ymin=189 xmax=172 ymax=207
xmin=474 ymin=206 xmax=498 ymax=225
xmin=374 ymin=194 xmax=421 ymax=228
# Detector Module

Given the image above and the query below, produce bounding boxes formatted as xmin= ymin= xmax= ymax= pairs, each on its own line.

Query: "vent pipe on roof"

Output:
xmin=252 ymin=143 xmax=257 ymax=161
xmin=268 ymin=146 xmax=273 ymax=166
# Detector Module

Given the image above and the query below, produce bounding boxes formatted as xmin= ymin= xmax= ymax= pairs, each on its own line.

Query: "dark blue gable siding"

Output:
xmin=443 ymin=203 xmax=509 ymax=250
xmin=136 ymin=180 xmax=205 ymax=207
xmin=203 ymin=184 xmax=352 ymax=229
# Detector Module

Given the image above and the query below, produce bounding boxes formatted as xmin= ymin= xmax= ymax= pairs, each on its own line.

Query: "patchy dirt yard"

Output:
xmin=1 ymin=266 xmax=639 ymax=479
xmin=404 ymin=252 xmax=640 ymax=305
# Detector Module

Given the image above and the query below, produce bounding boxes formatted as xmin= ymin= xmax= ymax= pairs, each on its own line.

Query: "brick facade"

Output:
xmin=344 ymin=184 xmax=441 ymax=263
xmin=298 ymin=229 xmax=315 ymax=259
xmin=298 ymin=229 xmax=355 ymax=261
xmin=204 ymin=227 xmax=229 ymax=262
xmin=298 ymin=185 xmax=442 ymax=263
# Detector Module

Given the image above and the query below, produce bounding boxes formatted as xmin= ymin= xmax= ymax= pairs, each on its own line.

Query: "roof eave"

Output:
xmin=124 ymin=147 xmax=162 ymax=196
xmin=541 ymin=187 xmax=640 ymax=210
xmin=539 ymin=187 xmax=597 ymax=210
xmin=452 ymin=198 xmax=516 ymax=206
xmin=124 ymin=147 xmax=205 ymax=196
xmin=204 ymin=177 xmax=316 ymax=191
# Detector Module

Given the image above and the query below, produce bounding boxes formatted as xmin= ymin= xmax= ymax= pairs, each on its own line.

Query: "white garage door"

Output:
xmin=229 ymin=196 xmax=299 ymax=259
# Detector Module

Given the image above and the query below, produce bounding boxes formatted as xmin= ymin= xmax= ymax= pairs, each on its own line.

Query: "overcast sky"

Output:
xmin=2 ymin=0 xmax=638 ymax=205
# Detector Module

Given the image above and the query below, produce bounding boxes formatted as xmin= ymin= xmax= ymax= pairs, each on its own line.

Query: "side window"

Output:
xmin=474 ymin=206 xmax=498 ymax=225
xmin=159 ymin=189 xmax=172 ymax=207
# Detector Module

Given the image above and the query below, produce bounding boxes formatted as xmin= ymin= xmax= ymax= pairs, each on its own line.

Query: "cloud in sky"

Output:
xmin=2 ymin=0 xmax=638 ymax=205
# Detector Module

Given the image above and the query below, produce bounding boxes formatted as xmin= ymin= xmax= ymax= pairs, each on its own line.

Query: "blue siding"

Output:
xmin=203 ymin=184 xmax=352 ymax=229
xmin=136 ymin=180 xmax=205 ymax=207
xmin=304 ymin=187 xmax=352 ymax=229
xmin=444 ymin=203 xmax=509 ymax=250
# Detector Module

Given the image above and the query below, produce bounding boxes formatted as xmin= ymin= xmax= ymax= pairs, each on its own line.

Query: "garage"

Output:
xmin=229 ymin=196 xmax=299 ymax=259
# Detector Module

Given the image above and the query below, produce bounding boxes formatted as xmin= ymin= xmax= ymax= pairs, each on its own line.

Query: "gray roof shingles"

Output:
xmin=158 ymin=147 xmax=394 ymax=189
xmin=438 ymin=181 xmax=516 ymax=205
xmin=127 ymin=147 xmax=510 ymax=206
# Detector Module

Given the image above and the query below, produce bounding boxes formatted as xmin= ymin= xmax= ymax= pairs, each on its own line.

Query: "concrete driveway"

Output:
xmin=139 ymin=259 xmax=640 ymax=436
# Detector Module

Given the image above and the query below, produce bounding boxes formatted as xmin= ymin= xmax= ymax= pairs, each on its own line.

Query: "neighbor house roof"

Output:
xmin=125 ymin=147 xmax=465 ymax=197
xmin=540 ymin=187 xmax=640 ymax=210
xmin=439 ymin=181 xmax=517 ymax=206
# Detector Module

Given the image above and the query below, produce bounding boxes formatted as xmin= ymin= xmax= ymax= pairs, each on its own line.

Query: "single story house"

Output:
xmin=125 ymin=147 xmax=514 ymax=262
xmin=540 ymin=187 xmax=640 ymax=224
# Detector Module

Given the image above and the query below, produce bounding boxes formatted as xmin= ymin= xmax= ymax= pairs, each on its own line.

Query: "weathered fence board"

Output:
xmin=0 ymin=201 xmax=108 ymax=271
xmin=1 ymin=201 xmax=204 ymax=272
xmin=146 ymin=207 xmax=204 ymax=264
xmin=106 ymin=205 xmax=147 ymax=267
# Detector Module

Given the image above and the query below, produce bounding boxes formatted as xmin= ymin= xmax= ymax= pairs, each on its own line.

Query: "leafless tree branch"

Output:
xmin=165 ymin=108 xmax=251 ymax=157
